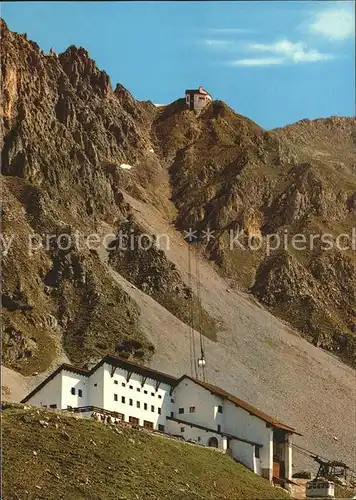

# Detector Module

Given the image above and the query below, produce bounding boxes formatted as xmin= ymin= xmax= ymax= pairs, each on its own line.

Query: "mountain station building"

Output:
xmin=21 ymin=354 xmax=299 ymax=487
xmin=185 ymin=86 xmax=213 ymax=111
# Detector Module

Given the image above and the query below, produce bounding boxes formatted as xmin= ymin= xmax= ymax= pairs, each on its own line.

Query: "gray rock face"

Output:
xmin=1 ymin=16 xmax=355 ymax=375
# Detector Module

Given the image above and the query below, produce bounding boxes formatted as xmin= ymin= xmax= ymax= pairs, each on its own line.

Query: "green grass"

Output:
xmin=2 ymin=405 xmax=290 ymax=500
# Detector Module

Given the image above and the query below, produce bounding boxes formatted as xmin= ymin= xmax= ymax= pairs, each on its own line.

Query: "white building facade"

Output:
xmin=185 ymin=86 xmax=213 ymax=111
xmin=22 ymin=355 xmax=298 ymax=487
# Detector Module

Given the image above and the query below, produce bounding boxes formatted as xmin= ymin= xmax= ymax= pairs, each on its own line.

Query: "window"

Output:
xmin=94 ymin=383 xmax=97 ymax=387
xmin=49 ymin=404 xmax=57 ymax=409
xmin=198 ymin=96 xmax=205 ymax=101
xmin=171 ymin=398 xmax=175 ymax=403
xmin=144 ymin=420 xmax=154 ymax=429
xmin=129 ymin=385 xmax=133 ymax=390
xmin=136 ymin=388 xmax=141 ymax=392
xmin=151 ymin=392 xmax=155 ymax=397
xmin=129 ymin=399 xmax=133 ymax=406
xmin=180 ymin=427 xmax=185 ymax=433
xmin=218 ymin=405 xmax=223 ymax=414
xmin=144 ymin=403 xmax=148 ymax=410
xmin=129 ymin=416 xmax=139 ymax=425
xmin=158 ymin=395 xmax=162 ymax=399
xmin=117 ymin=413 xmax=124 ymax=421
xmin=122 ymin=382 xmax=126 ymax=387
xmin=136 ymin=401 xmax=140 ymax=408
xmin=114 ymin=380 xmax=118 ymax=385
xmin=158 ymin=407 xmax=161 ymax=414
xmin=189 ymin=406 xmax=195 ymax=413
xmin=67 ymin=405 xmax=72 ymax=410
xmin=217 ymin=425 xmax=221 ymax=432
xmin=197 ymin=437 xmax=201 ymax=442
xmin=170 ymin=411 xmax=174 ymax=418
xmin=144 ymin=390 xmax=148 ymax=394
xmin=78 ymin=389 xmax=83 ymax=398
xmin=121 ymin=396 xmax=125 ymax=404
xmin=151 ymin=405 xmax=154 ymax=412
xmin=71 ymin=387 xmax=75 ymax=395
xmin=178 ymin=408 xmax=184 ymax=414
xmin=158 ymin=424 xmax=165 ymax=432
xmin=114 ymin=394 xmax=118 ymax=402
xmin=255 ymin=446 xmax=260 ymax=459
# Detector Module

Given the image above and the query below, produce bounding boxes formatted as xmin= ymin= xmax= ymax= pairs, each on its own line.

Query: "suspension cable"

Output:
xmin=187 ymin=241 xmax=197 ymax=379
xmin=195 ymin=247 xmax=206 ymax=381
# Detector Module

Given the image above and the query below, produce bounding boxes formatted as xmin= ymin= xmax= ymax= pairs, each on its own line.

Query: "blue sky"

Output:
xmin=2 ymin=1 xmax=355 ymax=129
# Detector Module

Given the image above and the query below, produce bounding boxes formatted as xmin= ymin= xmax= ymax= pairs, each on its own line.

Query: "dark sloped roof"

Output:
xmin=185 ymin=87 xmax=211 ymax=97
xmin=167 ymin=416 xmax=263 ymax=447
xmin=92 ymin=354 xmax=178 ymax=385
xmin=21 ymin=364 xmax=89 ymax=403
xmin=21 ymin=355 xmax=178 ymax=403
xmin=177 ymin=376 xmax=300 ymax=435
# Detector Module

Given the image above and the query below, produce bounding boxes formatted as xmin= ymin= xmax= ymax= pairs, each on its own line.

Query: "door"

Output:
xmin=273 ymin=461 xmax=280 ymax=478
xmin=208 ymin=436 xmax=219 ymax=448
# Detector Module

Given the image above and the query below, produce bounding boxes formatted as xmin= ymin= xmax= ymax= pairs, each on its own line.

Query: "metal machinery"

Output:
xmin=293 ymin=444 xmax=354 ymax=499
xmin=306 ymin=479 xmax=335 ymax=498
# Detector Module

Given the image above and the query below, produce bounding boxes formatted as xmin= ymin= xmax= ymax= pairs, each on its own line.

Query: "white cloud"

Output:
xmin=204 ymin=39 xmax=232 ymax=47
xmin=246 ymin=39 xmax=333 ymax=64
xmin=229 ymin=57 xmax=283 ymax=67
xmin=228 ymin=39 xmax=333 ymax=67
xmin=308 ymin=4 xmax=355 ymax=41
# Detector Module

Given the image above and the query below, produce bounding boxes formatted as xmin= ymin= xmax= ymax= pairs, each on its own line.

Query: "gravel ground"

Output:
xmin=115 ymin=194 xmax=356 ymax=473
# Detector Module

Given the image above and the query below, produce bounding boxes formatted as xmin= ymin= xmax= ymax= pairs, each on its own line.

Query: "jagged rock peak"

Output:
xmin=58 ymin=44 xmax=111 ymax=95
xmin=1 ymin=17 xmax=8 ymax=31
xmin=60 ymin=45 xmax=91 ymax=60
xmin=1 ymin=17 xmax=41 ymax=53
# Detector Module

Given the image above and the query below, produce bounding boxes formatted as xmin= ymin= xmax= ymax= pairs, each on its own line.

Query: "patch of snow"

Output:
xmin=119 ymin=163 xmax=132 ymax=170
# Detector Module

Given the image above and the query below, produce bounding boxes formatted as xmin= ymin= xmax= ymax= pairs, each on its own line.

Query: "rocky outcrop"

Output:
xmin=0 ymin=20 xmax=156 ymax=373
xmin=1 ymin=18 xmax=355 ymax=372
xmin=152 ymin=96 xmax=356 ymax=366
xmin=251 ymin=250 xmax=356 ymax=363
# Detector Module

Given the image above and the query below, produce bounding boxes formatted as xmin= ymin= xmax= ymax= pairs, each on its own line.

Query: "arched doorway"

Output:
xmin=208 ymin=436 xmax=219 ymax=448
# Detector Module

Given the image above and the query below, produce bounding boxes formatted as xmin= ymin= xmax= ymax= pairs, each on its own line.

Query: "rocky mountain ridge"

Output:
xmin=1 ymin=17 xmax=355 ymax=379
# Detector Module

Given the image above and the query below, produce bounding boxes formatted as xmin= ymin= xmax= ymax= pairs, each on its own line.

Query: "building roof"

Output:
xmin=167 ymin=416 xmax=263 ymax=447
xmin=185 ymin=86 xmax=211 ymax=97
xmin=177 ymin=376 xmax=300 ymax=435
xmin=91 ymin=354 xmax=178 ymax=386
xmin=21 ymin=364 xmax=89 ymax=403
xmin=21 ymin=355 xmax=178 ymax=404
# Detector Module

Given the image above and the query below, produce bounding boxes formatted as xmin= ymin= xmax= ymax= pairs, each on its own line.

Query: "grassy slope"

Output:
xmin=2 ymin=405 xmax=289 ymax=500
